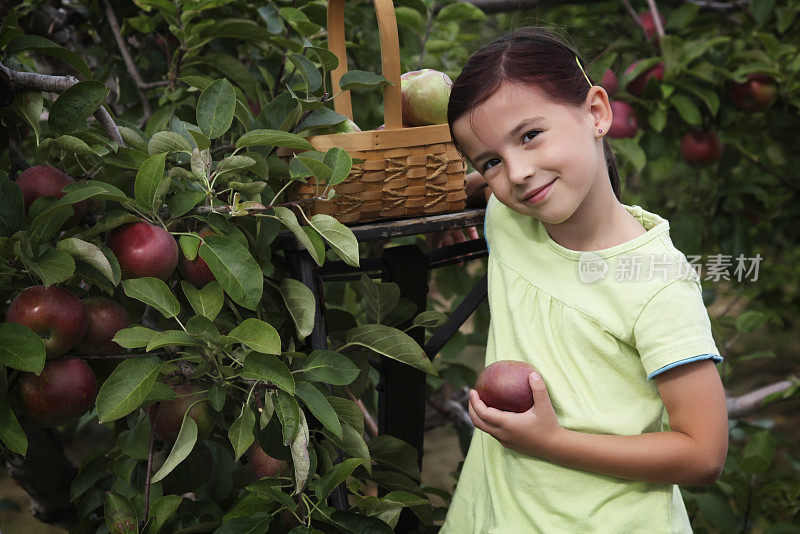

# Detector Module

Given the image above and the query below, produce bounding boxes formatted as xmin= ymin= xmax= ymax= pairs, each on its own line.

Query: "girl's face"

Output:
xmin=452 ymin=81 xmax=613 ymax=224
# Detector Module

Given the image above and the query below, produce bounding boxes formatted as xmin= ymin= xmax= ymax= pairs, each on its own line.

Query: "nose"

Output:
xmin=504 ymin=153 xmax=534 ymax=185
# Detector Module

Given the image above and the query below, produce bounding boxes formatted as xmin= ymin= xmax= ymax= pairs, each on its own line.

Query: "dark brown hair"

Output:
xmin=447 ymin=26 xmax=621 ymax=200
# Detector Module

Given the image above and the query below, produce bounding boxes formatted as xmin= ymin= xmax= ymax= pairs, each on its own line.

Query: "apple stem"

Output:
xmin=144 ymin=402 xmax=159 ymax=523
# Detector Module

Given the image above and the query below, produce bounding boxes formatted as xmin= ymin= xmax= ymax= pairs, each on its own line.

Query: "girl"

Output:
xmin=441 ymin=27 xmax=728 ymax=533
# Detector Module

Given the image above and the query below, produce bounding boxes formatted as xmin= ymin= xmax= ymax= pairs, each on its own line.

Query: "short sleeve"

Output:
xmin=633 ymin=278 xmax=722 ymax=380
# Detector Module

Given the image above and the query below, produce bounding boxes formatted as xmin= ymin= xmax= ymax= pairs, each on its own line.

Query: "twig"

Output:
xmin=7 ymin=120 xmax=31 ymax=176
xmin=619 ymin=0 xmax=640 ymax=23
xmin=0 ymin=59 xmax=125 ymax=148
xmin=192 ymin=196 xmax=324 ymax=215
xmin=726 ymin=380 xmax=796 ymax=418
xmin=345 ymin=388 xmax=378 ymax=438
xmin=102 ymin=0 xmax=152 ymax=125
xmin=144 ymin=403 xmax=159 ymax=522
xmin=645 ymin=0 xmax=666 ymax=38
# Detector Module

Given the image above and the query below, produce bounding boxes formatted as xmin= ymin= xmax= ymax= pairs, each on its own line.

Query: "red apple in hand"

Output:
xmin=16 ymin=165 xmax=86 ymax=225
xmin=248 ymin=445 xmax=290 ymax=479
xmin=681 ymin=132 xmax=724 ymax=166
xmin=475 ymin=360 xmax=537 ymax=413
xmin=108 ymin=221 xmax=178 ymax=280
xmin=625 ymin=60 xmax=665 ymax=97
xmin=608 ymin=100 xmax=639 ymax=139
xmin=5 ymin=285 xmax=88 ymax=359
xmin=730 ymin=74 xmax=777 ymax=112
xmin=19 ymin=357 xmax=97 ymax=427
xmin=401 ymin=69 xmax=452 ymax=126
xmin=147 ymin=384 xmax=214 ymax=443
xmin=75 ymin=297 xmax=132 ymax=355
xmin=178 ymin=227 xmax=216 ymax=288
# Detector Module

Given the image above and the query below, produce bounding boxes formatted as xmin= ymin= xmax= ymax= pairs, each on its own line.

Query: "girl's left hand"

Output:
xmin=468 ymin=371 xmax=564 ymax=459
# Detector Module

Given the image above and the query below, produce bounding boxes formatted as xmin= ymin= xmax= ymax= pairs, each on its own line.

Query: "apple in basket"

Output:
xmin=401 ymin=69 xmax=452 ymax=127
xmin=332 ymin=118 xmax=362 ymax=134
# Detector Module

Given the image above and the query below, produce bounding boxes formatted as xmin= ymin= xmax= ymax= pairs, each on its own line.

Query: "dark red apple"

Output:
xmin=680 ymin=132 xmax=724 ymax=166
xmin=178 ymin=227 xmax=216 ymax=288
xmin=639 ymin=11 xmax=666 ymax=41
xmin=475 ymin=360 xmax=537 ymax=413
xmin=248 ymin=445 xmax=290 ymax=479
xmin=19 ymin=357 xmax=97 ymax=427
xmin=107 ymin=221 xmax=178 ymax=280
xmin=730 ymin=74 xmax=777 ymax=112
xmin=5 ymin=285 xmax=88 ymax=359
xmin=601 ymin=69 xmax=619 ymax=97
xmin=75 ymin=296 xmax=132 ymax=355
xmin=147 ymin=384 xmax=214 ymax=443
xmin=625 ymin=60 xmax=665 ymax=97
xmin=16 ymin=165 xmax=86 ymax=224
xmin=608 ymin=100 xmax=639 ymax=139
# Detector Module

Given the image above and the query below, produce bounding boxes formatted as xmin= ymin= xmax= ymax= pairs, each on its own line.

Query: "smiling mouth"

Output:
xmin=521 ymin=179 xmax=556 ymax=201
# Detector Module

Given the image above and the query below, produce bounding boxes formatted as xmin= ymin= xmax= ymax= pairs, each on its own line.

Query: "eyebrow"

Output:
xmin=470 ymin=116 xmax=545 ymax=166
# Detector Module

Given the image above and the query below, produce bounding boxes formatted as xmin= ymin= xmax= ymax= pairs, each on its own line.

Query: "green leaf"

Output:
xmin=0 ymin=174 xmax=24 ymax=237
xmin=308 ymin=214 xmax=359 ymax=267
xmin=146 ymin=330 xmax=205 ymax=352
xmin=181 ymin=280 xmax=224 ymax=321
xmin=412 ymin=311 xmax=448 ymax=329
xmin=736 ymin=310 xmax=767 ymax=333
xmin=151 ymin=417 xmax=198 ymax=483
xmin=78 ymin=211 xmax=141 ymax=240
xmin=122 ymin=278 xmax=181 ymax=318
xmin=287 ymin=53 xmax=322 ymax=94
xmin=197 ymin=78 xmax=237 ymax=139
xmin=57 ymin=237 xmax=118 ymax=285
xmin=278 ymin=277 xmax=315 ymax=341
xmin=368 ymin=435 xmax=420 ymax=480
xmin=134 ymin=152 xmax=168 ymax=214
xmin=360 ymin=274 xmax=400 ymax=324
xmin=11 ymin=91 xmax=43 ymax=142
xmin=328 ymin=398 xmax=364 ymax=435
xmin=436 ymin=1 xmax=486 ymax=23
xmin=274 ymin=390 xmax=300 ymax=445
xmin=96 ymin=356 xmax=161 ymax=423
xmin=346 ymin=325 xmax=437 ymax=376
xmin=148 ymin=131 xmax=194 ymax=155
xmin=241 ymin=353 xmax=295 ymax=395
xmin=6 ymin=35 xmax=92 ymax=79
xmin=0 ymin=403 xmax=27 ymax=455
xmin=198 ymin=236 xmax=263 ymax=310
xmin=105 ymin=492 xmax=138 ymax=534
xmin=323 ymin=147 xmax=352 ymax=187
xmin=339 ymin=70 xmax=392 ymax=92
xmin=113 ymin=326 xmax=159 ymax=349
xmin=54 ymin=135 xmax=95 ymax=155
xmin=300 ymin=350 xmax=359 ymax=386
xmin=670 ymin=94 xmax=702 ymax=126
xmin=187 ymin=128 xmax=211 ymax=151
xmin=321 ymin=423 xmax=370 ymax=466
xmin=143 ymin=495 xmax=182 ymax=534
xmin=741 ymin=430 xmax=776 ymax=474
xmin=30 ymin=248 xmax=75 ymax=287
xmin=235 ymin=129 xmax=313 ymax=151
xmin=215 ymin=155 xmax=256 ymax=177
xmin=272 ymin=206 xmax=323 ymax=266
xmin=294 ymin=381 xmax=342 ymax=441
xmin=48 ymin=81 xmax=109 ymax=135
xmin=228 ymin=406 xmax=256 ymax=462
xmin=610 ymin=138 xmax=647 ymax=172
xmin=290 ymin=409 xmax=310 ymax=494
xmin=313 ymin=458 xmax=370 ymax=502
xmin=228 ymin=318 xmax=281 ymax=355
xmin=212 ymin=516 xmax=272 ymax=534
xmin=295 ymin=156 xmax=332 ymax=183
xmin=168 ymin=190 xmax=207 ymax=218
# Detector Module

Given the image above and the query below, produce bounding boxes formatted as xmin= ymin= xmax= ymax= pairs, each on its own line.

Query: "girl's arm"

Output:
xmin=468 ymin=359 xmax=728 ymax=486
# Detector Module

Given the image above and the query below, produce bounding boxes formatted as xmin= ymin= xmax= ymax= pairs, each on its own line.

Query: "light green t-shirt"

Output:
xmin=441 ymin=196 xmax=722 ymax=534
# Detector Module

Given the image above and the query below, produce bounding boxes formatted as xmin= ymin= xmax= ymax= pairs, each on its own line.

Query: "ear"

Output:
xmin=586 ymin=86 xmax=612 ymax=138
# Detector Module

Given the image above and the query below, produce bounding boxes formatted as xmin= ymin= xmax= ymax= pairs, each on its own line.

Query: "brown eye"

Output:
xmin=523 ymin=130 xmax=541 ymax=143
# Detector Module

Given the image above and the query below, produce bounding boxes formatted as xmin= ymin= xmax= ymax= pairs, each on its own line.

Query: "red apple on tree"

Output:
xmin=248 ymin=445 xmax=290 ymax=479
xmin=608 ymin=100 xmax=639 ymax=139
xmin=5 ymin=285 xmax=88 ymax=359
xmin=75 ymin=296 xmax=132 ymax=355
xmin=401 ymin=69 xmax=452 ymax=127
xmin=601 ymin=69 xmax=619 ymax=97
xmin=178 ymin=227 xmax=216 ymax=288
xmin=730 ymin=74 xmax=777 ymax=112
xmin=16 ymin=165 xmax=86 ymax=225
xmin=625 ymin=60 xmax=665 ymax=97
xmin=639 ymin=11 xmax=666 ymax=41
xmin=19 ymin=357 xmax=97 ymax=427
xmin=475 ymin=360 xmax=537 ymax=413
xmin=107 ymin=221 xmax=179 ymax=280
xmin=147 ymin=384 xmax=214 ymax=443
xmin=680 ymin=131 xmax=724 ymax=166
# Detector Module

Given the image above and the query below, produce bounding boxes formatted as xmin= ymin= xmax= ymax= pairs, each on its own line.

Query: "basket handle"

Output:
xmin=327 ymin=0 xmax=403 ymax=130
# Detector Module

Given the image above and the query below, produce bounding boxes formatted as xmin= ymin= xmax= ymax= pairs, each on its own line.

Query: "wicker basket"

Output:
xmin=288 ymin=0 xmax=467 ymax=225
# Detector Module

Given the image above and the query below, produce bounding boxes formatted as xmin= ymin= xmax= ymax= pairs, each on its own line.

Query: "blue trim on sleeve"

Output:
xmin=647 ymin=354 xmax=723 ymax=380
